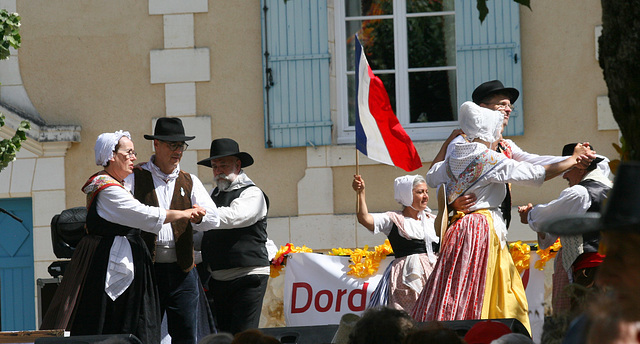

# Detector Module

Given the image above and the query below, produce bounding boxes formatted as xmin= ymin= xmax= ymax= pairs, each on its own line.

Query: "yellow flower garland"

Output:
xmin=509 ymin=240 xmax=531 ymax=274
xmin=534 ymin=238 xmax=562 ymax=270
xmin=271 ymin=238 xmax=562 ymax=279
xmin=327 ymin=239 xmax=394 ymax=278
xmin=508 ymin=238 xmax=562 ymax=273
xmin=270 ymin=243 xmax=313 ymax=278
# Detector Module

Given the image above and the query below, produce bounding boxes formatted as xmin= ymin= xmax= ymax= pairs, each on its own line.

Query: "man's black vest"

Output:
xmin=578 ymin=179 xmax=611 ymax=254
xmin=132 ymin=168 xmax=195 ymax=272
xmin=201 ymin=185 xmax=269 ymax=271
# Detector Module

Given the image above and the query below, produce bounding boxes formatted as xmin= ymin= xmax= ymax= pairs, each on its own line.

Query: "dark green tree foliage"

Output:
xmin=0 ymin=10 xmax=20 ymax=60
xmin=477 ymin=0 xmax=530 ymax=22
xmin=598 ymin=0 xmax=640 ymax=160
xmin=0 ymin=9 xmax=28 ymax=172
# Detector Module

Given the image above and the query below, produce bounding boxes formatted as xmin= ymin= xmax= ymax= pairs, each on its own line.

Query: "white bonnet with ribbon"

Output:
xmin=94 ymin=130 xmax=131 ymax=166
xmin=459 ymin=101 xmax=503 ymax=144
xmin=394 ymin=175 xmax=423 ymax=207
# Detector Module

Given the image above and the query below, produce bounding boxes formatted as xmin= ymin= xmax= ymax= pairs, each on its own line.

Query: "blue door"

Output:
xmin=0 ymin=198 xmax=35 ymax=330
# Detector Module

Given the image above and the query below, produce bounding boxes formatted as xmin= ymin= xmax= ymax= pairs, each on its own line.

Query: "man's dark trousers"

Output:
xmin=209 ymin=274 xmax=269 ymax=334
xmin=155 ymin=263 xmax=199 ymax=344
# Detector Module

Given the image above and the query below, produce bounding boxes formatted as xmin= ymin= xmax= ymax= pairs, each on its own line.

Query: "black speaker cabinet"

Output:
xmin=34 ymin=334 xmax=141 ymax=343
xmin=259 ymin=324 xmax=339 ymax=344
xmin=37 ymin=277 xmax=62 ymax=326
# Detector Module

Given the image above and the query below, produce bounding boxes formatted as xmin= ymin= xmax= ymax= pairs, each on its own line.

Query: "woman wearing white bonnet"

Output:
xmin=352 ymin=173 xmax=439 ymax=313
xmin=41 ymin=130 xmax=205 ymax=343
xmin=411 ymin=101 xmax=592 ymax=334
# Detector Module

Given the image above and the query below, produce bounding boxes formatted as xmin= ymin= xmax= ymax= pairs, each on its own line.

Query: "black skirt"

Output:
xmin=42 ymin=234 xmax=161 ymax=344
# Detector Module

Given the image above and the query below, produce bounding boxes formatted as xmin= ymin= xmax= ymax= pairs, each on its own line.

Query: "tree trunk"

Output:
xmin=599 ymin=0 xmax=640 ymax=160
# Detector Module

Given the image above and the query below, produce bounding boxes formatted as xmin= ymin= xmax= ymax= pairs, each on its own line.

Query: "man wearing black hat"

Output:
xmin=540 ymin=162 xmax=640 ymax=343
xmin=197 ymin=138 xmax=272 ymax=334
xmin=124 ymin=117 xmax=220 ymax=344
xmin=518 ymin=143 xmax=612 ymax=315
xmin=433 ymin=80 xmax=596 ymax=227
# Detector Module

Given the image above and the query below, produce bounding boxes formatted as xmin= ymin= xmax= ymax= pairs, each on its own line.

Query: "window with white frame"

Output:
xmin=335 ymin=0 xmax=458 ymax=144
xmin=260 ymin=0 xmax=522 ymax=147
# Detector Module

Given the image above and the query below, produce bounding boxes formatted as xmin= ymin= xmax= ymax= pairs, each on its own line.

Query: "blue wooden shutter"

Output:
xmin=0 ymin=198 xmax=35 ymax=330
xmin=261 ymin=0 xmax=332 ymax=148
xmin=455 ymin=0 xmax=523 ymax=136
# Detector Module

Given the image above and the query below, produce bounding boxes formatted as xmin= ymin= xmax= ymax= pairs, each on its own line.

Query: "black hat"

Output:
xmin=472 ymin=80 xmax=520 ymax=105
xmin=144 ymin=117 xmax=195 ymax=142
xmin=562 ymin=143 xmax=604 ymax=170
xmin=197 ymin=138 xmax=254 ymax=168
xmin=541 ymin=161 xmax=640 ymax=235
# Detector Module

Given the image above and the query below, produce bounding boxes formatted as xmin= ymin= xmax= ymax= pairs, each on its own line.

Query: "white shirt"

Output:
xmin=96 ymin=185 xmax=165 ymax=233
xmin=528 ymin=169 xmax=613 ymax=250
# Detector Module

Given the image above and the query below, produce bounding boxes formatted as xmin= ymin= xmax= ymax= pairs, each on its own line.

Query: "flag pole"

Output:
xmin=355 ymin=148 xmax=360 ymax=213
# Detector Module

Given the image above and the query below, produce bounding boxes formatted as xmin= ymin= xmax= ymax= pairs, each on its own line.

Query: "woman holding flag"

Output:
xmin=352 ymin=174 xmax=439 ymax=313
xmin=410 ymin=102 xmax=591 ymax=334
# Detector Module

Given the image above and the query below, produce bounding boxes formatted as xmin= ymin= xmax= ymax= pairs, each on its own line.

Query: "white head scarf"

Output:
xmin=94 ymin=130 xmax=131 ymax=166
xmin=394 ymin=175 xmax=421 ymax=207
xmin=459 ymin=101 xmax=503 ymax=144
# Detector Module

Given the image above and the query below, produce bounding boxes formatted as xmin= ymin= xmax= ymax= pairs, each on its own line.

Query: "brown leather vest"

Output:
xmin=133 ymin=168 xmax=195 ymax=272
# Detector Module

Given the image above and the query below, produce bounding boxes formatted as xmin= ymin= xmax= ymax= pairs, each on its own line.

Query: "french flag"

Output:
xmin=354 ymin=36 xmax=422 ymax=172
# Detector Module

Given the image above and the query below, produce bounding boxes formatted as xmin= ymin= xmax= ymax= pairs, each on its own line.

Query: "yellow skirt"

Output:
xmin=481 ymin=214 xmax=531 ymax=334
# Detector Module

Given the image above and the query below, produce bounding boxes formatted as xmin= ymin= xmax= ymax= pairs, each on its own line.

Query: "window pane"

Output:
xmin=348 ymin=73 xmax=397 ymax=126
xmin=345 ymin=0 xmax=393 ymax=17
xmin=406 ymin=0 xmax=454 ymax=13
xmin=408 ymin=70 xmax=457 ymax=123
xmin=346 ymin=19 xmax=395 ymax=72
xmin=407 ymin=15 xmax=455 ymax=68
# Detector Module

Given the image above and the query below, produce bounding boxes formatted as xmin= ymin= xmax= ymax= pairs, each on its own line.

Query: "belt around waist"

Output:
xmin=155 ymin=246 xmax=178 ymax=263
xmin=87 ymin=227 xmax=141 ymax=237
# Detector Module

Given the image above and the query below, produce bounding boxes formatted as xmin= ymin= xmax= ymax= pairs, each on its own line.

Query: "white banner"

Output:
xmin=283 ymin=251 xmax=547 ymax=334
xmin=284 ymin=252 xmax=392 ymax=326
xmin=521 ymin=253 xmax=545 ymax=343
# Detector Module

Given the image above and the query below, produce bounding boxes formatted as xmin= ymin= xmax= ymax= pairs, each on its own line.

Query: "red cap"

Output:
xmin=463 ymin=320 xmax=512 ymax=344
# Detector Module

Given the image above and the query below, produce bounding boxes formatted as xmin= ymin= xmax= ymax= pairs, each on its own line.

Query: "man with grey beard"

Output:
xmin=197 ymin=138 xmax=272 ymax=335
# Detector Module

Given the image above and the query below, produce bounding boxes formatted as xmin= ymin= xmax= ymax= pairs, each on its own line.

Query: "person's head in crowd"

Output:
xmin=490 ymin=333 xmax=534 ymax=344
xmin=539 ymin=314 xmax=570 ymax=344
xmin=197 ymin=138 xmax=254 ymax=192
xmin=333 ymin=313 xmax=361 ymax=344
xmin=348 ymin=307 xmax=415 ymax=344
xmin=463 ymin=320 xmax=513 ymax=344
xmin=230 ymin=329 xmax=279 ymax=344
xmin=144 ymin=117 xmax=195 ymax=174
xmin=403 ymin=321 xmax=464 ymax=344
xmin=198 ymin=332 xmax=234 ymax=344
xmin=596 ymin=227 xmax=640 ymax=321
xmin=472 ymin=79 xmax=519 ymax=130
xmin=586 ymin=293 xmax=640 ymax=344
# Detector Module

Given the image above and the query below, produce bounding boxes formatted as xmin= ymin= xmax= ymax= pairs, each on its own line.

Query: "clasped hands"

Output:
xmin=574 ymin=142 xmax=598 ymax=169
xmin=188 ymin=205 xmax=206 ymax=224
